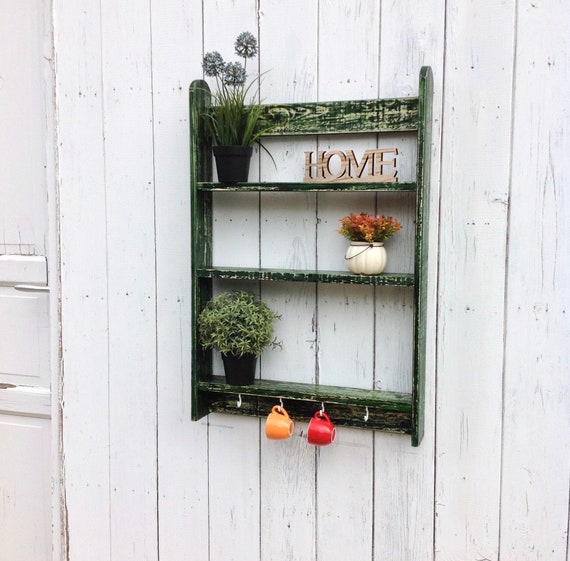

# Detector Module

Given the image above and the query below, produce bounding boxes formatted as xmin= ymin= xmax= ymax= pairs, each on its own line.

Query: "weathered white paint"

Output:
xmin=435 ymin=1 xmax=515 ymax=559
xmin=151 ymin=1 xmax=210 ymax=559
xmin=373 ymin=2 xmax=444 ymax=559
xmin=0 ymin=414 xmax=51 ymax=560
xmin=6 ymin=0 xmax=566 ymax=560
xmin=0 ymin=0 xmax=51 ymax=255
xmin=0 ymin=0 xmax=58 ymax=559
xmin=499 ymin=2 xmax=570 ymax=559
xmin=54 ymin=0 xmax=112 ymax=558
xmin=0 ymin=255 xmax=47 ymax=286
xmin=0 ymin=289 xmax=49 ymax=388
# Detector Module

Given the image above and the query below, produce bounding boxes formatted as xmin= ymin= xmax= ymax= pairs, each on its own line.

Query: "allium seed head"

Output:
xmin=223 ymin=62 xmax=247 ymax=87
xmin=234 ymin=31 xmax=258 ymax=59
xmin=202 ymin=51 xmax=225 ymax=77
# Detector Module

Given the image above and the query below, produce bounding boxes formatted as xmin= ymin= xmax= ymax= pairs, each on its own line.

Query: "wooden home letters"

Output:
xmin=304 ymin=148 xmax=398 ymax=183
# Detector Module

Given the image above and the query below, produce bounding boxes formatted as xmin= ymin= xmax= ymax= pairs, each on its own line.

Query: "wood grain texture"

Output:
xmin=198 ymin=181 xmax=417 ymax=191
xmin=373 ymin=1 xmax=444 ymax=560
xmin=260 ymin=97 xmax=419 ymax=135
xmin=196 ymin=266 xmax=415 ymax=286
xmin=499 ymin=2 xmax=570 ymax=559
xmin=435 ymin=1 xmax=515 ymax=559
xmin=200 ymin=376 xmax=412 ymax=408
xmin=151 ymin=1 xmax=210 ymax=559
xmin=100 ymin=2 xmax=159 ymax=558
xmin=55 ymin=1 xmax=112 ymax=558
xmin=57 ymin=1 xmax=161 ymax=558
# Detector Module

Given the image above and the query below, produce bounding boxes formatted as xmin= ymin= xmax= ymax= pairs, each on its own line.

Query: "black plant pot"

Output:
xmin=213 ymin=145 xmax=253 ymax=183
xmin=221 ymin=353 xmax=257 ymax=386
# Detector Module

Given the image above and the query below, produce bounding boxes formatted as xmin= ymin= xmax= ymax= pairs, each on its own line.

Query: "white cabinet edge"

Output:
xmin=0 ymin=385 xmax=51 ymax=418
xmin=0 ymin=255 xmax=48 ymax=286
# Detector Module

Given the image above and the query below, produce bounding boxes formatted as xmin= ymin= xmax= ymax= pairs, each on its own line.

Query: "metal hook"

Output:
xmin=320 ymin=402 xmax=325 ymax=415
xmin=364 ymin=406 xmax=369 ymax=422
xmin=236 ymin=394 xmax=242 ymax=408
xmin=279 ymin=397 xmax=284 ymax=412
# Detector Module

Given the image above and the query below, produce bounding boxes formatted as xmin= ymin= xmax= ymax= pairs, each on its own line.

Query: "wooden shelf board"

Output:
xmin=259 ymin=96 xmax=420 ymax=135
xmin=196 ymin=267 xmax=415 ymax=286
xmin=197 ymin=181 xmax=417 ymax=192
xmin=197 ymin=377 xmax=412 ymax=433
xmin=199 ymin=376 xmax=412 ymax=410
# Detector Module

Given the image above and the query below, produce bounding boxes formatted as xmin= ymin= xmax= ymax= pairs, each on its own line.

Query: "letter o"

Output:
xmin=323 ymin=150 xmax=348 ymax=180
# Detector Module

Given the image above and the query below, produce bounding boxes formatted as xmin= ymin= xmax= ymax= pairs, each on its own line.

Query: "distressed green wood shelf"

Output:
xmin=196 ymin=267 xmax=415 ymax=286
xmin=196 ymin=181 xmax=417 ymax=192
xmin=198 ymin=377 xmax=412 ymax=433
xmin=189 ymin=66 xmax=433 ymax=446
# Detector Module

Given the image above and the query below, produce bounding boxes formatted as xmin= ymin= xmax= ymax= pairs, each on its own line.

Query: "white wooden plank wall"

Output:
xmin=436 ymin=1 xmax=514 ymax=559
xmin=151 ymin=1 xmax=210 ymax=560
xmin=55 ymin=1 xmax=112 ymax=559
xmin=500 ymin=2 xmax=570 ymax=559
xmin=53 ymin=1 xmax=569 ymax=561
xmin=374 ymin=3 xmax=444 ymax=560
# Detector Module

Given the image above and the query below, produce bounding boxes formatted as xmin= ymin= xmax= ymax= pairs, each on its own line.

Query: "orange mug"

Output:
xmin=265 ymin=405 xmax=294 ymax=440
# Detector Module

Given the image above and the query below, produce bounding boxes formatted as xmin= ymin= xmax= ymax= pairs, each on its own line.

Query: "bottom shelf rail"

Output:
xmin=196 ymin=377 xmax=413 ymax=434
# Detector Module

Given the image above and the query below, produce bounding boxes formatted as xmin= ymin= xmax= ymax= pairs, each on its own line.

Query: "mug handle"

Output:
xmin=314 ymin=411 xmax=331 ymax=423
xmin=272 ymin=405 xmax=291 ymax=421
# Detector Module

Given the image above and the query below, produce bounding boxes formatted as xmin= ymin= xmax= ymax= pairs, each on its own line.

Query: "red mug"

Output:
xmin=307 ymin=411 xmax=336 ymax=445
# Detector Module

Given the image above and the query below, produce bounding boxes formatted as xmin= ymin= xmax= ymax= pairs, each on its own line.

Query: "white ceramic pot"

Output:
xmin=345 ymin=241 xmax=387 ymax=274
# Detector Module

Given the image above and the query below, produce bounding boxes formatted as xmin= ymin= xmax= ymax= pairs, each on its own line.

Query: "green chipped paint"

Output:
xmin=197 ymin=181 xmax=417 ymax=192
xmin=198 ymin=377 xmax=412 ymax=432
xmin=199 ymin=377 xmax=412 ymax=409
xmin=196 ymin=267 xmax=415 ymax=287
xmin=411 ymin=66 xmax=434 ymax=446
xmin=189 ymin=80 xmax=213 ymax=421
xmin=189 ymin=69 xmax=433 ymax=444
xmin=259 ymin=97 xmax=419 ymax=136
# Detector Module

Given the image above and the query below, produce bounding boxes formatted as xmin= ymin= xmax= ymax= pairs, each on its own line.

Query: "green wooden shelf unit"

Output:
xmin=189 ymin=67 xmax=433 ymax=446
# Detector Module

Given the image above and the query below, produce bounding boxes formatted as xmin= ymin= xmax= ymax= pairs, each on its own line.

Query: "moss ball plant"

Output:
xmin=198 ymin=290 xmax=280 ymax=358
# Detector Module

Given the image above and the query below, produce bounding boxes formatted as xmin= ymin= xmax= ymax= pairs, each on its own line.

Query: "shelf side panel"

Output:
xmin=189 ymin=80 xmax=213 ymax=420
xmin=412 ymin=66 xmax=434 ymax=446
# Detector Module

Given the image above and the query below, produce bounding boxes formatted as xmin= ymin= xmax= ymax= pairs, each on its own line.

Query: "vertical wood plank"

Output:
xmin=208 ymin=415 xmax=261 ymax=561
xmin=99 ymin=2 xmax=158 ymax=558
xmin=373 ymin=2 xmax=444 ymax=559
xmin=42 ymin=0 xmax=63 ymax=555
xmin=150 ymin=1 xmax=210 ymax=559
xmin=435 ymin=1 xmax=515 ymax=559
xmin=258 ymin=3 xmax=319 ymax=560
xmin=315 ymin=3 xmax=380 ymax=559
xmin=203 ymin=4 xmax=262 ymax=561
xmin=499 ymin=2 xmax=570 ymax=559
xmin=54 ymin=0 xmax=111 ymax=558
